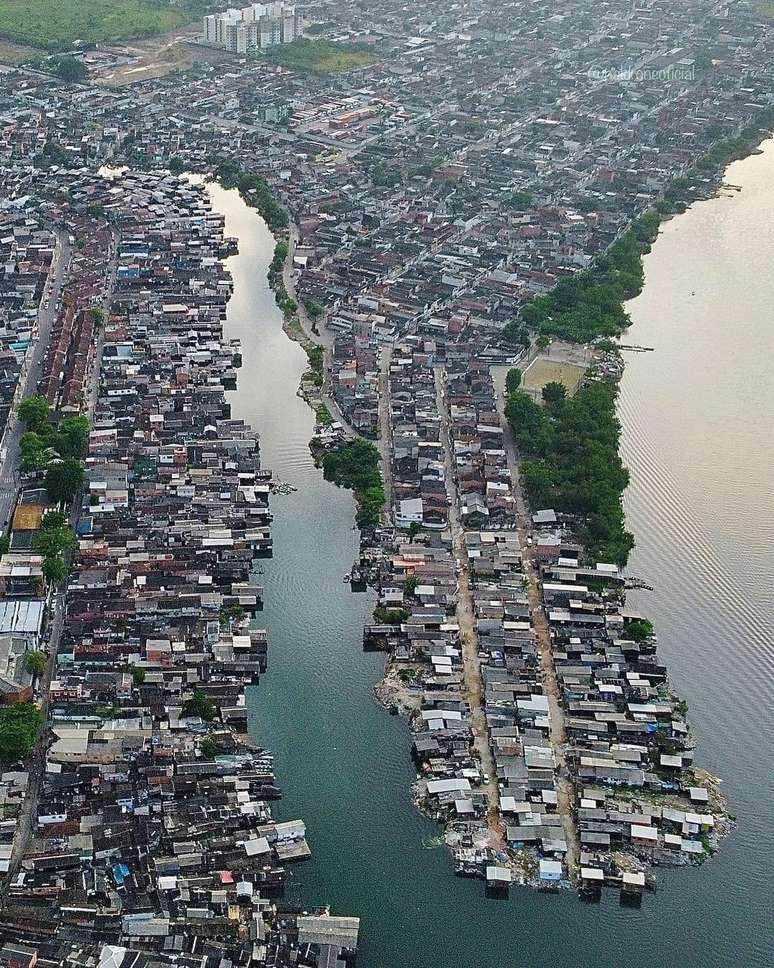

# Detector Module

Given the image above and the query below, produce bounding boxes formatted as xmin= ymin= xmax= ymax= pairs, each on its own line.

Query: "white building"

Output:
xmin=202 ymin=3 xmax=298 ymax=53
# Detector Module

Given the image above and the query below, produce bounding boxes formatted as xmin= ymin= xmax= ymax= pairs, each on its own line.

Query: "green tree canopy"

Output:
xmin=507 ymin=380 xmax=634 ymax=565
xmin=0 ymin=702 xmax=43 ymax=762
xmin=182 ymin=689 xmax=216 ymax=722
xmin=52 ymin=56 xmax=87 ymax=83
xmin=505 ymin=368 xmax=522 ymax=393
xmin=18 ymin=396 xmax=50 ymax=432
xmin=321 ymin=438 xmax=385 ymax=528
xmin=45 ymin=458 xmax=84 ymax=504
xmin=57 ymin=415 xmax=90 ymax=458
xmin=24 ymin=650 xmax=47 ymax=681
xmin=625 ymin=618 xmax=654 ymax=642
xmin=542 ymin=381 xmax=568 ymax=407
xmin=42 ymin=556 xmax=67 ymax=584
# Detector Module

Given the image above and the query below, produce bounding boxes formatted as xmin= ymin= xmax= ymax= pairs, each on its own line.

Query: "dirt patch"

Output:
xmin=93 ymin=30 xmax=227 ymax=87
xmin=0 ymin=40 xmax=37 ymax=65
xmin=521 ymin=358 xmax=586 ymax=400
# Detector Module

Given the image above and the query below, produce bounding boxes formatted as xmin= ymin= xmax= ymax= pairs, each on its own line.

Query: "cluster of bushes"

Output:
xmin=506 ymin=380 xmax=634 ymax=565
xmin=316 ymin=404 xmax=333 ymax=427
xmin=220 ymin=604 xmax=246 ymax=627
xmin=373 ymin=605 xmax=410 ymax=624
xmin=302 ymin=296 xmax=325 ymax=320
xmin=210 ymin=159 xmax=288 ymax=233
xmin=267 ymin=240 xmax=294 ymax=309
xmin=0 ymin=702 xmax=43 ymax=763
xmin=625 ymin=618 xmax=655 ymax=642
xmin=305 ymin=344 xmax=324 ymax=387
xmin=320 ymin=438 xmax=385 ymax=527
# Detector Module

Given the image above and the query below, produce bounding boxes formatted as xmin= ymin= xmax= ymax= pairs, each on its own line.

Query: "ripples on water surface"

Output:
xmin=205 ymin=144 xmax=773 ymax=966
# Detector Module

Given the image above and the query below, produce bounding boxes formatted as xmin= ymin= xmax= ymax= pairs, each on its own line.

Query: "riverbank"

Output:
xmin=199 ymin=141 xmax=773 ymax=968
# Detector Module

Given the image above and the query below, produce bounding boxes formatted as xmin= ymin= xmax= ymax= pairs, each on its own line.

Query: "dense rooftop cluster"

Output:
xmin=0 ymin=170 xmax=359 ymax=965
xmin=0 ymin=0 xmax=769 ymax=938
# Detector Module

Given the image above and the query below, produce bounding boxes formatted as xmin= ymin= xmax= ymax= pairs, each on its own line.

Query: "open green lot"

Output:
xmin=264 ymin=38 xmax=375 ymax=73
xmin=0 ymin=0 xmax=192 ymax=49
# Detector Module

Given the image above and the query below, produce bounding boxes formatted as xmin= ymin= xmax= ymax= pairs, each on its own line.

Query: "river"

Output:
xmin=205 ymin=142 xmax=772 ymax=967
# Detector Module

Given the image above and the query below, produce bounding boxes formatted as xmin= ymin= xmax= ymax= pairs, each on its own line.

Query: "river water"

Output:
xmin=206 ymin=143 xmax=773 ymax=968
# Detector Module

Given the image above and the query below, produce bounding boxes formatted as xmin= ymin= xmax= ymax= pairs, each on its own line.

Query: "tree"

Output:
xmin=89 ymin=306 xmax=104 ymax=324
xmin=625 ymin=618 xmax=654 ymax=642
xmin=24 ymin=650 xmax=47 ymax=685
xmin=35 ymin=524 xmax=76 ymax=559
xmin=316 ymin=404 xmax=333 ymax=427
xmin=182 ymin=689 xmax=216 ymax=722
xmin=536 ymin=335 xmax=551 ymax=350
xmin=0 ymin=536 xmax=9 ymax=556
xmin=41 ymin=511 xmax=68 ymax=530
xmin=505 ymin=368 xmax=522 ymax=394
xmin=542 ymin=381 xmax=567 ymax=407
xmin=57 ymin=415 xmax=90 ymax=458
xmin=220 ymin=604 xmax=245 ymax=626
xmin=0 ymin=702 xmax=42 ymax=761
xmin=505 ymin=391 xmax=548 ymax=453
xmin=52 ymin=56 xmax=87 ymax=83
xmin=201 ymin=736 xmax=220 ymax=758
xmin=168 ymin=156 xmax=187 ymax=174
xmin=408 ymin=520 xmax=422 ymax=542
xmin=373 ymin=606 xmax=410 ymax=624
xmin=302 ymin=296 xmax=325 ymax=319
xmin=42 ymin=556 xmax=67 ymax=584
xmin=20 ymin=432 xmax=49 ymax=472
xmin=506 ymin=190 xmax=533 ymax=209
xmin=45 ymin=458 xmax=84 ymax=504
xmin=18 ymin=396 xmax=50 ymax=432
xmin=403 ymin=573 xmax=419 ymax=596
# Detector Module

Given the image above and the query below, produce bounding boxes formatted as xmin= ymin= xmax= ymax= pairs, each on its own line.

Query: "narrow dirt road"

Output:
xmin=435 ymin=369 xmax=504 ymax=848
xmin=376 ymin=346 xmax=393 ymax=517
xmin=495 ymin=384 xmax=581 ymax=878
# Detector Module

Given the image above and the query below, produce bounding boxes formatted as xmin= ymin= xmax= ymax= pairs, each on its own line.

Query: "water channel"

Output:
xmin=205 ymin=137 xmax=773 ymax=966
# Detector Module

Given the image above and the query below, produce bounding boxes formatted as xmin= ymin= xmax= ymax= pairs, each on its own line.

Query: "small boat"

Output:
xmin=343 ymin=573 xmax=351 ymax=583
xmin=271 ymin=480 xmax=297 ymax=495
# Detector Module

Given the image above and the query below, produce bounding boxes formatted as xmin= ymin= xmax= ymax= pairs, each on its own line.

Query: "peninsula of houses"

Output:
xmin=0 ymin=0 xmax=768 ymax=957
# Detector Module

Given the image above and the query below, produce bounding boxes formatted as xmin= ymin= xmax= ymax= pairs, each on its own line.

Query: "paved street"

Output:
xmin=0 ymin=231 xmax=71 ymax=526
xmin=0 ymin=228 xmax=115 ymax=900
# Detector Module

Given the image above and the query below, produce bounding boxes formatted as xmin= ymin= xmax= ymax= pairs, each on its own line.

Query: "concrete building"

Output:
xmin=202 ymin=3 xmax=298 ymax=53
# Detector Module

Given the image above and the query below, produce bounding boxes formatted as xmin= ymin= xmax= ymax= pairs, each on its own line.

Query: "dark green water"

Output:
xmin=208 ymin=162 xmax=772 ymax=968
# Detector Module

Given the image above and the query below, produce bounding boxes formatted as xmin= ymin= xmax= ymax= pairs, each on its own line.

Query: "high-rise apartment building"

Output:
xmin=202 ymin=4 xmax=298 ymax=53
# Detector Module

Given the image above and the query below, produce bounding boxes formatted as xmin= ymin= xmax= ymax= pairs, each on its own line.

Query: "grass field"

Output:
xmin=521 ymin=358 xmax=586 ymax=401
xmin=0 ymin=0 xmax=191 ymax=49
xmin=263 ymin=38 xmax=375 ymax=73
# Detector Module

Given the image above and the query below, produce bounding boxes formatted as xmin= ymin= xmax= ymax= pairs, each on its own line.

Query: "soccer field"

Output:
xmin=521 ymin=358 xmax=586 ymax=400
